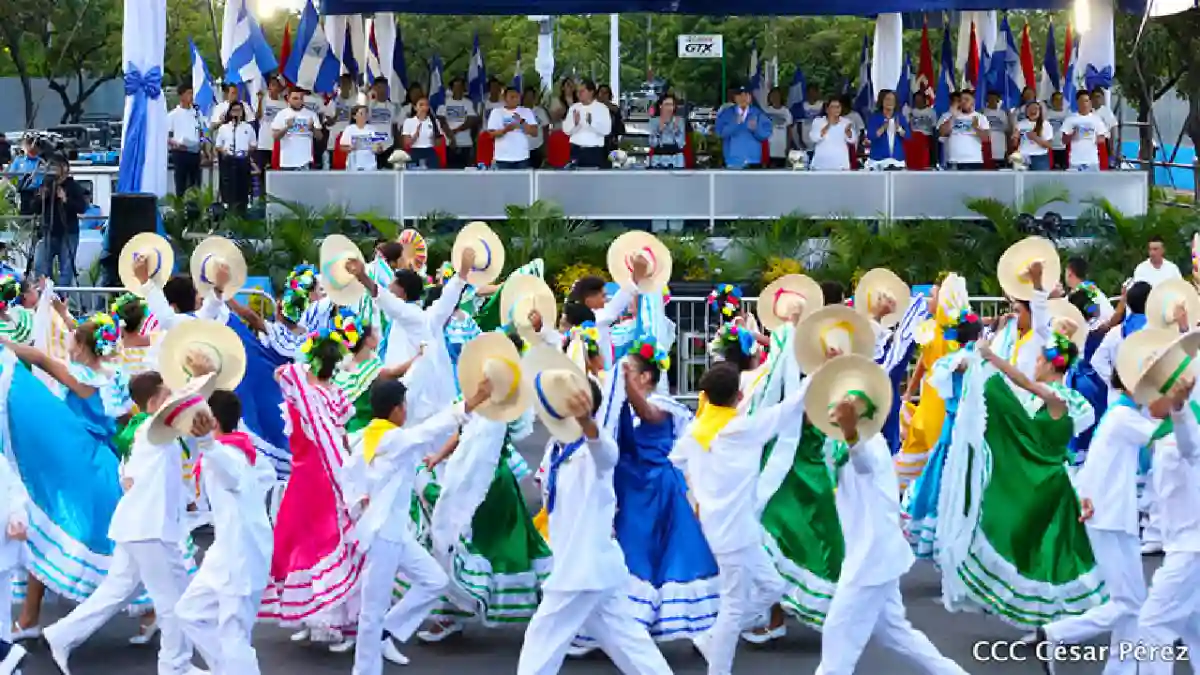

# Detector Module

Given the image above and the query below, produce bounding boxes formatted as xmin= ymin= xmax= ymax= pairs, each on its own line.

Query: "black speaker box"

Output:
xmin=102 ymin=193 xmax=159 ymax=286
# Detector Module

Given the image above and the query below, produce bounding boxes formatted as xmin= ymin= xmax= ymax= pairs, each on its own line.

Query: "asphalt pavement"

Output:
xmin=16 ymin=429 xmax=1189 ymax=674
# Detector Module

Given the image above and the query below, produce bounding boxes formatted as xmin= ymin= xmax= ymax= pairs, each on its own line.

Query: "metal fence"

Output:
xmin=55 ymin=286 xmax=275 ymax=316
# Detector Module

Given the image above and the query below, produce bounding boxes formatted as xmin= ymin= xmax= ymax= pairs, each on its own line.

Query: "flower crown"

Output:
xmin=299 ymin=325 xmax=351 ymax=370
xmin=109 ymin=292 xmax=145 ymax=325
xmin=708 ymin=321 xmax=757 ymax=359
xmin=331 ymin=306 xmax=363 ymax=350
xmin=941 ymin=307 xmax=980 ymax=344
xmin=661 ymin=285 xmax=671 ymax=305
xmin=1077 ymin=281 xmax=1102 ymax=317
xmin=707 ymin=284 xmax=742 ymax=321
xmin=566 ymin=321 xmax=601 ymax=357
xmin=88 ymin=312 xmax=121 ymax=357
xmin=281 ymin=264 xmax=318 ymax=322
xmin=1043 ymin=331 xmax=1078 ymax=370
xmin=0 ymin=275 xmax=20 ymax=312
xmin=629 ymin=336 xmax=671 ymax=372
xmin=437 ymin=261 xmax=455 ymax=283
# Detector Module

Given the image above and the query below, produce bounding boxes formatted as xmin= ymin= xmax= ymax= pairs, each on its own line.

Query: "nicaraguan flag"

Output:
xmin=222 ymin=0 xmax=277 ymax=87
xmin=934 ymin=25 xmax=955 ymax=117
xmin=468 ymin=33 xmax=486 ymax=107
xmin=854 ymin=34 xmax=873 ymax=117
xmin=1063 ymin=38 xmax=1081 ymax=111
xmin=189 ymin=39 xmax=217 ymax=118
xmin=1038 ymin=21 xmax=1061 ymax=102
xmin=512 ymin=46 xmax=523 ymax=92
xmin=429 ymin=54 xmax=446 ymax=111
xmin=787 ymin=67 xmax=806 ymax=120
xmin=283 ymin=0 xmax=341 ymax=94
xmin=896 ymin=53 xmax=912 ymax=107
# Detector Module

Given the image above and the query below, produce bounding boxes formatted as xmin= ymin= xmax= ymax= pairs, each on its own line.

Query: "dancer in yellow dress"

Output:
xmin=895 ymin=282 xmax=953 ymax=491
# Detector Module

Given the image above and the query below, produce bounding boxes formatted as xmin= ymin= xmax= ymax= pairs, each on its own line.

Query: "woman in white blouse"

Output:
xmin=1011 ymin=100 xmax=1054 ymax=170
xmin=400 ymin=95 xmax=446 ymax=169
xmin=808 ymin=98 xmax=857 ymax=171
xmin=562 ymin=80 xmax=612 ymax=169
xmin=215 ymin=100 xmax=257 ymax=210
xmin=339 ymin=105 xmax=385 ymax=172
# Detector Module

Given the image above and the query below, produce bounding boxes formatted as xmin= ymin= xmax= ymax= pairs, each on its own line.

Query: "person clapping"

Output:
xmin=938 ymin=90 xmax=989 ymax=170
xmin=808 ymin=98 xmax=856 ymax=171
xmin=865 ymin=89 xmax=909 ymax=170
xmin=715 ymin=85 xmax=772 ymax=170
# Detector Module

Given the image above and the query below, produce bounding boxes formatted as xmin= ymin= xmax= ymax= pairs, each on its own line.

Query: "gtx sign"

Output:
xmin=677 ymin=35 xmax=723 ymax=59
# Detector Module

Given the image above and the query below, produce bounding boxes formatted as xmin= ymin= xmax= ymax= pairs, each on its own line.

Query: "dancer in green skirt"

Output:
xmin=334 ymin=321 xmax=421 ymax=434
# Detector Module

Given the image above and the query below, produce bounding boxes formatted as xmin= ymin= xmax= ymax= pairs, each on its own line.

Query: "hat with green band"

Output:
xmin=803 ymin=354 xmax=894 ymax=442
xmin=1117 ymin=328 xmax=1200 ymax=406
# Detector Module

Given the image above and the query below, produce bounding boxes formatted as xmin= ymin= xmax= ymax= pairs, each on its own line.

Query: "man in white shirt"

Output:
xmin=329 ymin=74 xmax=361 ymax=144
xmin=166 ymin=83 xmax=205 ymax=196
xmin=1062 ymin=91 xmax=1108 ymax=172
xmin=1045 ymin=92 xmax=1070 ymax=169
xmin=254 ymin=76 xmax=287 ymax=172
xmin=438 ymin=78 xmax=478 ymax=169
xmin=982 ymin=92 xmax=1011 ymax=167
xmin=272 ymin=89 xmax=324 ymax=171
xmin=301 ymin=90 xmax=336 ymax=169
xmin=368 ymin=78 xmax=396 ymax=170
xmin=938 ymin=90 xmax=989 ymax=170
xmin=486 ymin=86 xmax=538 ymax=170
xmin=562 ymin=80 xmax=612 ymax=169
xmin=1133 ymin=236 xmax=1183 ymax=287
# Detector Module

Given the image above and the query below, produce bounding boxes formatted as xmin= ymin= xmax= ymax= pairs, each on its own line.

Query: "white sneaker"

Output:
xmin=128 ymin=620 xmax=159 ymax=645
xmin=382 ymin=638 xmax=409 ymax=666
xmin=693 ymin=631 xmax=712 ymax=665
xmin=416 ymin=620 xmax=464 ymax=643
xmin=565 ymin=641 xmax=595 ymax=658
xmin=45 ymin=634 xmax=71 ymax=675
xmin=9 ymin=624 xmax=39 ymax=642
xmin=740 ymin=624 xmax=786 ymax=644
xmin=0 ymin=644 xmax=26 ymax=675
xmin=328 ymin=637 xmax=356 ymax=654
xmin=1142 ymin=541 xmax=1164 ymax=555
xmin=289 ymin=628 xmax=311 ymax=643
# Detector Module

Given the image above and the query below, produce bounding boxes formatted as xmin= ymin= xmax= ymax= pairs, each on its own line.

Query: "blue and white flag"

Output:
xmin=283 ymin=0 xmax=340 ymax=94
xmin=880 ymin=296 xmax=930 ymax=371
xmin=747 ymin=40 xmax=767 ymax=108
xmin=511 ymin=46 xmax=523 ymax=92
xmin=787 ymin=67 xmax=807 ymax=120
xmin=1063 ymin=38 xmax=1081 ymax=111
xmin=990 ymin=16 xmax=1024 ymax=110
xmin=429 ymin=54 xmax=446 ymax=111
xmin=468 ymin=33 xmax=486 ymax=107
xmin=853 ymin=34 xmax=873 ymax=117
xmin=221 ymin=0 xmax=277 ymax=87
xmin=324 ymin=15 xmax=364 ymax=81
xmin=367 ymin=14 xmax=407 ymax=96
xmin=974 ymin=44 xmax=990 ymax=102
xmin=189 ymin=39 xmax=217 ymax=118
xmin=934 ymin=25 xmax=955 ymax=117
xmin=896 ymin=54 xmax=912 ymax=107
xmin=1038 ymin=22 xmax=1061 ymax=103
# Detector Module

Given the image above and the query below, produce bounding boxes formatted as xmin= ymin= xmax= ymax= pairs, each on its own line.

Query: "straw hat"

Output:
xmin=458 ymin=332 xmax=531 ymax=422
xmin=607 ymin=231 xmax=672 ymax=293
xmin=452 ymin=222 xmax=506 ymax=286
xmin=500 ymin=275 xmax=558 ymax=340
xmin=1145 ymin=278 xmax=1200 ymax=332
xmin=523 ymin=344 xmax=593 ymax=442
xmin=757 ymin=274 xmax=824 ymax=332
xmin=1116 ymin=328 xmax=1200 ymax=405
xmin=397 ymin=228 xmax=427 ymax=272
xmin=803 ymin=354 xmax=894 ymax=442
xmin=319 ymin=234 xmax=367 ymax=307
xmin=190 ymin=236 xmax=247 ymax=297
xmin=157 ymin=319 xmax=247 ymax=392
xmin=996 ymin=236 xmax=1061 ymax=301
xmin=1047 ymin=298 xmax=1088 ymax=352
xmin=146 ymin=373 xmax=218 ymax=445
xmin=119 ymin=233 xmax=175 ymax=294
xmin=854 ymin=268 xmax=910 ymax=328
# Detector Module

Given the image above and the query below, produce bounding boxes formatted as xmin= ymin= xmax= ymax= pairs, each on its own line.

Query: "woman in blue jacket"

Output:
xmin=715 ymin=86 xmax=773 ymax=169
xmin=866 ymin=89 xmax=910 ymax=170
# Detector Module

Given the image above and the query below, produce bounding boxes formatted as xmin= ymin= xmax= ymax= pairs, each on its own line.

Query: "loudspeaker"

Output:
xmin=101 ymin=192 xmax=159 ymax=286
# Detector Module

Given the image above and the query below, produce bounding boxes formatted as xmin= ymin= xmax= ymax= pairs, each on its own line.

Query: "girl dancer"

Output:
xmin=895 ymin=282 xmax=954 ymax=490
xmin=334 ymin=321 xmax=421 ymax=435
xmin=111 ymin=293 xmax=156 ymax=376
xmin=0 ymin=275 xmax=33 ymax=344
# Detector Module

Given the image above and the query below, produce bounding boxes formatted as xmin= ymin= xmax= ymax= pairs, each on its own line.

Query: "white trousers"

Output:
xmin=175 ymin=576 xmax=262 ymax=675
xmin=516 ymin=587 xmax=672 ymax=675
xmin=351 ymin=535 xmax=449 ymax=675
xmin=1137 ymin=551 xmax=1200 ymax=675
xmin=1045 ymin=528 xmax=1145 ymax=675
xmin=705 ymin=545 xmax=787 ymax=675
xmin=43 ymin=540 xmax=202 ymax=675
xmin=1143 ymin=454 xmax=1163 ymax=545
xmin=816 ymin=578 xmax=968 ymax=675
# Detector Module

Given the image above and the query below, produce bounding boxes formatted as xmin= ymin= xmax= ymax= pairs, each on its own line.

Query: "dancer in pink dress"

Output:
xmin=259 ymin=324 xmax=364 ymax=650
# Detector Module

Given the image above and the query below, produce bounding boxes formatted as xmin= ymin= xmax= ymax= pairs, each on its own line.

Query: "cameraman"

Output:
xmin=10 ymin=134 xmax=47 ymax=214
xmin=33 ymin=158 xmax=87 ymax=286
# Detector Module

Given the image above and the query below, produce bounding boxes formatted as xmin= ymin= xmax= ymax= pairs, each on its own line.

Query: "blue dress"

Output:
xmin=607 ymin=402 xmax=720 ymax=641
xmin=228 ymin=314 xmax=291 ymax=478
xmin=881 ymin=341 xmax=916 ymax=455
xmin=1066 ymin=330 xmax=1108 ymax=466
xmin=904 ymin=356 xmax=965 ymax=559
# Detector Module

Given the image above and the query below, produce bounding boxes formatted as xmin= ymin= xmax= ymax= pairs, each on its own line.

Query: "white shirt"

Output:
xmin=271 ymin=107 xmax=322 ymax=169
xmin=375 ymin=275 xmax=464 ymax=423
xmin=257 ymin=95 xmax=287 ymax=148
xmin=1015 ymin=119 xmax=1053 ymax=157
xmin=111 ymin=425 xmax=186 ymax=544
xmin=808 ymin=117 xmax=855 ymax=171
xmin=330 ymin=94 xmax=357 ymax=137
xmin=670 ymin=390 xmax=806 ymax=555
xmin=562 ymin=101 xmax=612 ymax=148
xmin=1062 ymin=112 xmax=1107 ymax=167
xmin=141 ymin=282 xmax=230 ymax=365
xmin=210 ymin=100 xmax=232 ymax=128
xmin=302 ymin=94 xmax=336 ymax=121
xmin=543 ymin=431 xmax=628 ymax=592
xmin=1157 ymin=399 xmax=1200 ymax=552
xmin=799 ymin=101 xmax=826 ymax=149
xmin=1095 ymin=105 xmax=1119 ymax=136
xmin=339 ymin=124 xmax=382 ymax=172
xmin=368 ymin=100 xmax=396 ymax=144
xmin=483 ymin=99 xmax=506 ymax=117
xmin=194 ymin=437 xmax=276 ymax=594
xmin=400 ymin=116 xmax=438 ymax=149
xmin=1133 ymin=259 xmax=1182 ymax=287
xmin=837 ymin=433 xmax=915 ymax=586
xmin=908 ymin=106 xmax=936 ymax=136
xmin=763 ymin=105 xmax=793 ymax=159
xmin=1074 ymin=403 xmax=1160 ymax=535
xmin=528 ymin=106 xmax=550 ymax=151
xmin=1045 ymin=107 xmax=1069 ymax=150
xmin=945 ymin=111 xmax=988 ymax=164
xmin=983 ymin=106 xmax=1010 ymax=160
xmin=437 ymin=98 xmax=478 ymax=147
xmin=1015 ymin=290 xmax=1053 ymax=382
xmin=594 ymin=284 xmax=635 ymax=369
xmin=215 ymin=122 xmax=257 ymax=156
xmin=486 ymin=107 xmax=538 ymax=162
xmin=167 ymin=106 xmax=205 ymax=152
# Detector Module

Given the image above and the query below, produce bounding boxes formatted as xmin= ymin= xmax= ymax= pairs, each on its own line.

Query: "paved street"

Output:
xmin=16 ymin=429 xmax=1190 ymax=674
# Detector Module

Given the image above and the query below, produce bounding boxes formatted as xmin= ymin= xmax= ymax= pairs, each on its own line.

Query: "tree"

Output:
xmin=1115 ymin=14 xmax=1188 ymax=160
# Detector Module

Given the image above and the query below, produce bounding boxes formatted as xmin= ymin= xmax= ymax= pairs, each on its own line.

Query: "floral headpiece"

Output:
xmin=88 ymin=312 xmax=121 ymax=357
xmin=1076 ymin=281 xmax=1102 ymax=317
xmin=941 ymin=307 xmax=980 ymax=344
xmin=1043 ymin=331 xmax=1078 ymax=370
xmin=708 ymin=321 xmax=758 ymax=360
xmin=0 ymin=275 xmax=20 ymax=312
xmin=299 ymin=326 xmax=351 ymax=373
xmin=707 ymin=284 xmax=742 ymax=321
xmin=661 ymin=285 xmax=671 ymax=305
xmin=331 ymin=306 xmax=363 ymax=350
xmin=437 ymin=261 xmax=455 ymax=284
xmin=566 ymin=321 xmax=601 ymax=357
xmin=109 ymin=292 xmax=144 ymax=324
xmin=281 ymin=264 xmax=318 ymax=322
xmin=629 ymin=336 xmax=671 ymax=372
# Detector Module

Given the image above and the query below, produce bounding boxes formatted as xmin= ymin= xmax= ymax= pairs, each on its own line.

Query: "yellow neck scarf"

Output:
xmin=691 ymin=403 xmax=738 ymax=451
xmin=362 ymin=418 xmax=399 ymax=464
xmin=1011 ymin=327 xmax=1034 ymax=366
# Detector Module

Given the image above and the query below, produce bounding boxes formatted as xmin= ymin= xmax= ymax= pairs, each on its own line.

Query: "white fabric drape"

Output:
xmin=872 ymin=13 xmax=904 ymax=99
xmin=325 ymin=15 xmax=367 ymax=78
xmin=956 ymin=11 xmax=998 ymax=82
xmin=1077 ymin=0 xmax=1116 ymax=95
xmin=121 ymin=0 xmax=168 ymax=197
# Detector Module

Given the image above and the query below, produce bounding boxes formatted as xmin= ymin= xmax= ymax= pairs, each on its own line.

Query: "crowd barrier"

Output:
xmin=265 ymin=170 xmax=1150 ymax=224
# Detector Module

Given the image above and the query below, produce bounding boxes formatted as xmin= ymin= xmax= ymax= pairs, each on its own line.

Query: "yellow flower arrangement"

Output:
xmin=761 ymin=256 xmax=803 ymax=285
xmin=554 ymin=262 xmax=608 ymax=299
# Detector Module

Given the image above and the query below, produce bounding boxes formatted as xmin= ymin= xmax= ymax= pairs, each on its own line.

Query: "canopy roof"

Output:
xmin=321 ymin=0 xmax=1148 ymax=16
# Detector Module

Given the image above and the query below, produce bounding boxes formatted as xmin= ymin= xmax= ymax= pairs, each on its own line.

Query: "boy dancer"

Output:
xmin=348 ymin=377 xmax=492 ymax=675
xmin=176 ymin=390 xmax=275 ymax=675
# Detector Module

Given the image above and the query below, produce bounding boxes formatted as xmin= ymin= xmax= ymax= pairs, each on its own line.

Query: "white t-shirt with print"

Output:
xmin=945 ymin=111 xmax=988 ymax=164
xmin=1016 ymin=119 xmax=1053 ymax=157
xmin=1062 ymin=112 xmax=1108 ymax=167
xmin=763 ymin=105 xmax=793 ymax=158
xmin=369 ymin=101 xmax=396 ymax=145
xmin=528 ymin=106 xmax=550 ymax=151
xmin=908 ymin=107 xmax=936 ymax=136
xmin=1045 ymin=107 xmax=1070 ymax=150
xmin=215 ymin=122 xmax=257 ymax=156
xmin=400 ymin=116 xmax=438 ymax=149
xmin=257 ymin=95 xmax=287 ymax=149
xmin=487 ymin=107 xmax=538 ymax=162
xmin=983 ymin=106 xmax=1010 ymax=161
xmin=437 ymin=98 xmax=478 ymax=147
xmin=340 ymin=124 xmax=384 ymax=171
xmin=799 ymin=101 xmax=825 ymax=149
xmin=271 ymin=107 xmax=321 ymax=169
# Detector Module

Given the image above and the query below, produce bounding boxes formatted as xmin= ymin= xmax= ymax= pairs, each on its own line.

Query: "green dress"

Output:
xmin=952 ymin=373 xmax=1105 ymax=628
xmin=0 ymin=307 xmax=35 ymax=345
xmin=332 ymin=355 xmax=383 ymax=435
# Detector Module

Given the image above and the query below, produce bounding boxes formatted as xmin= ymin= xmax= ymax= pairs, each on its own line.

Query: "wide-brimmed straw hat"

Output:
xmin=793 ymin=305 xmax=875 ymax=375
xmin=500 ymin=276 xmax=558 ymax=341
xmin=997 ymin=236 xmax=1061 ymax=301
xmin=523 ymin=344 xmax=593 ymax=442
xmin=319 ymin=234 xmax=367 ymax=307
xmin=1117 ymin=328 xmax=1200 ymax=405
xmin=452 ymin=222 xmax=506 ymax=286
xmin=458 ymin=332 xmax=531 ymax=422
xmin=119 ymin=233 xmax=175 ymax=294
xmin=1145 ymin=278 xmax=1200 ymax=332
xmin=146 ymin=373 xmax=218 ymax=445
xmin=607 ymin=231 xmax=672 ymax=293
xmin=190 ymin=236 xmax=247 ymax=298
xmin=854 ymin=268 xmax=910 ymax=328
xmin=757 ymin=274 xmax=824 ymax=332
xmin=397 ymin=228 xmax=427 ymax=272
xmin=804 ymin=354 xmax=894 ymax=441
xmin=1046 ymin=298 xmax=1088 ymax=352
xmin=157 ymin=319 xmax=247 ymax=392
